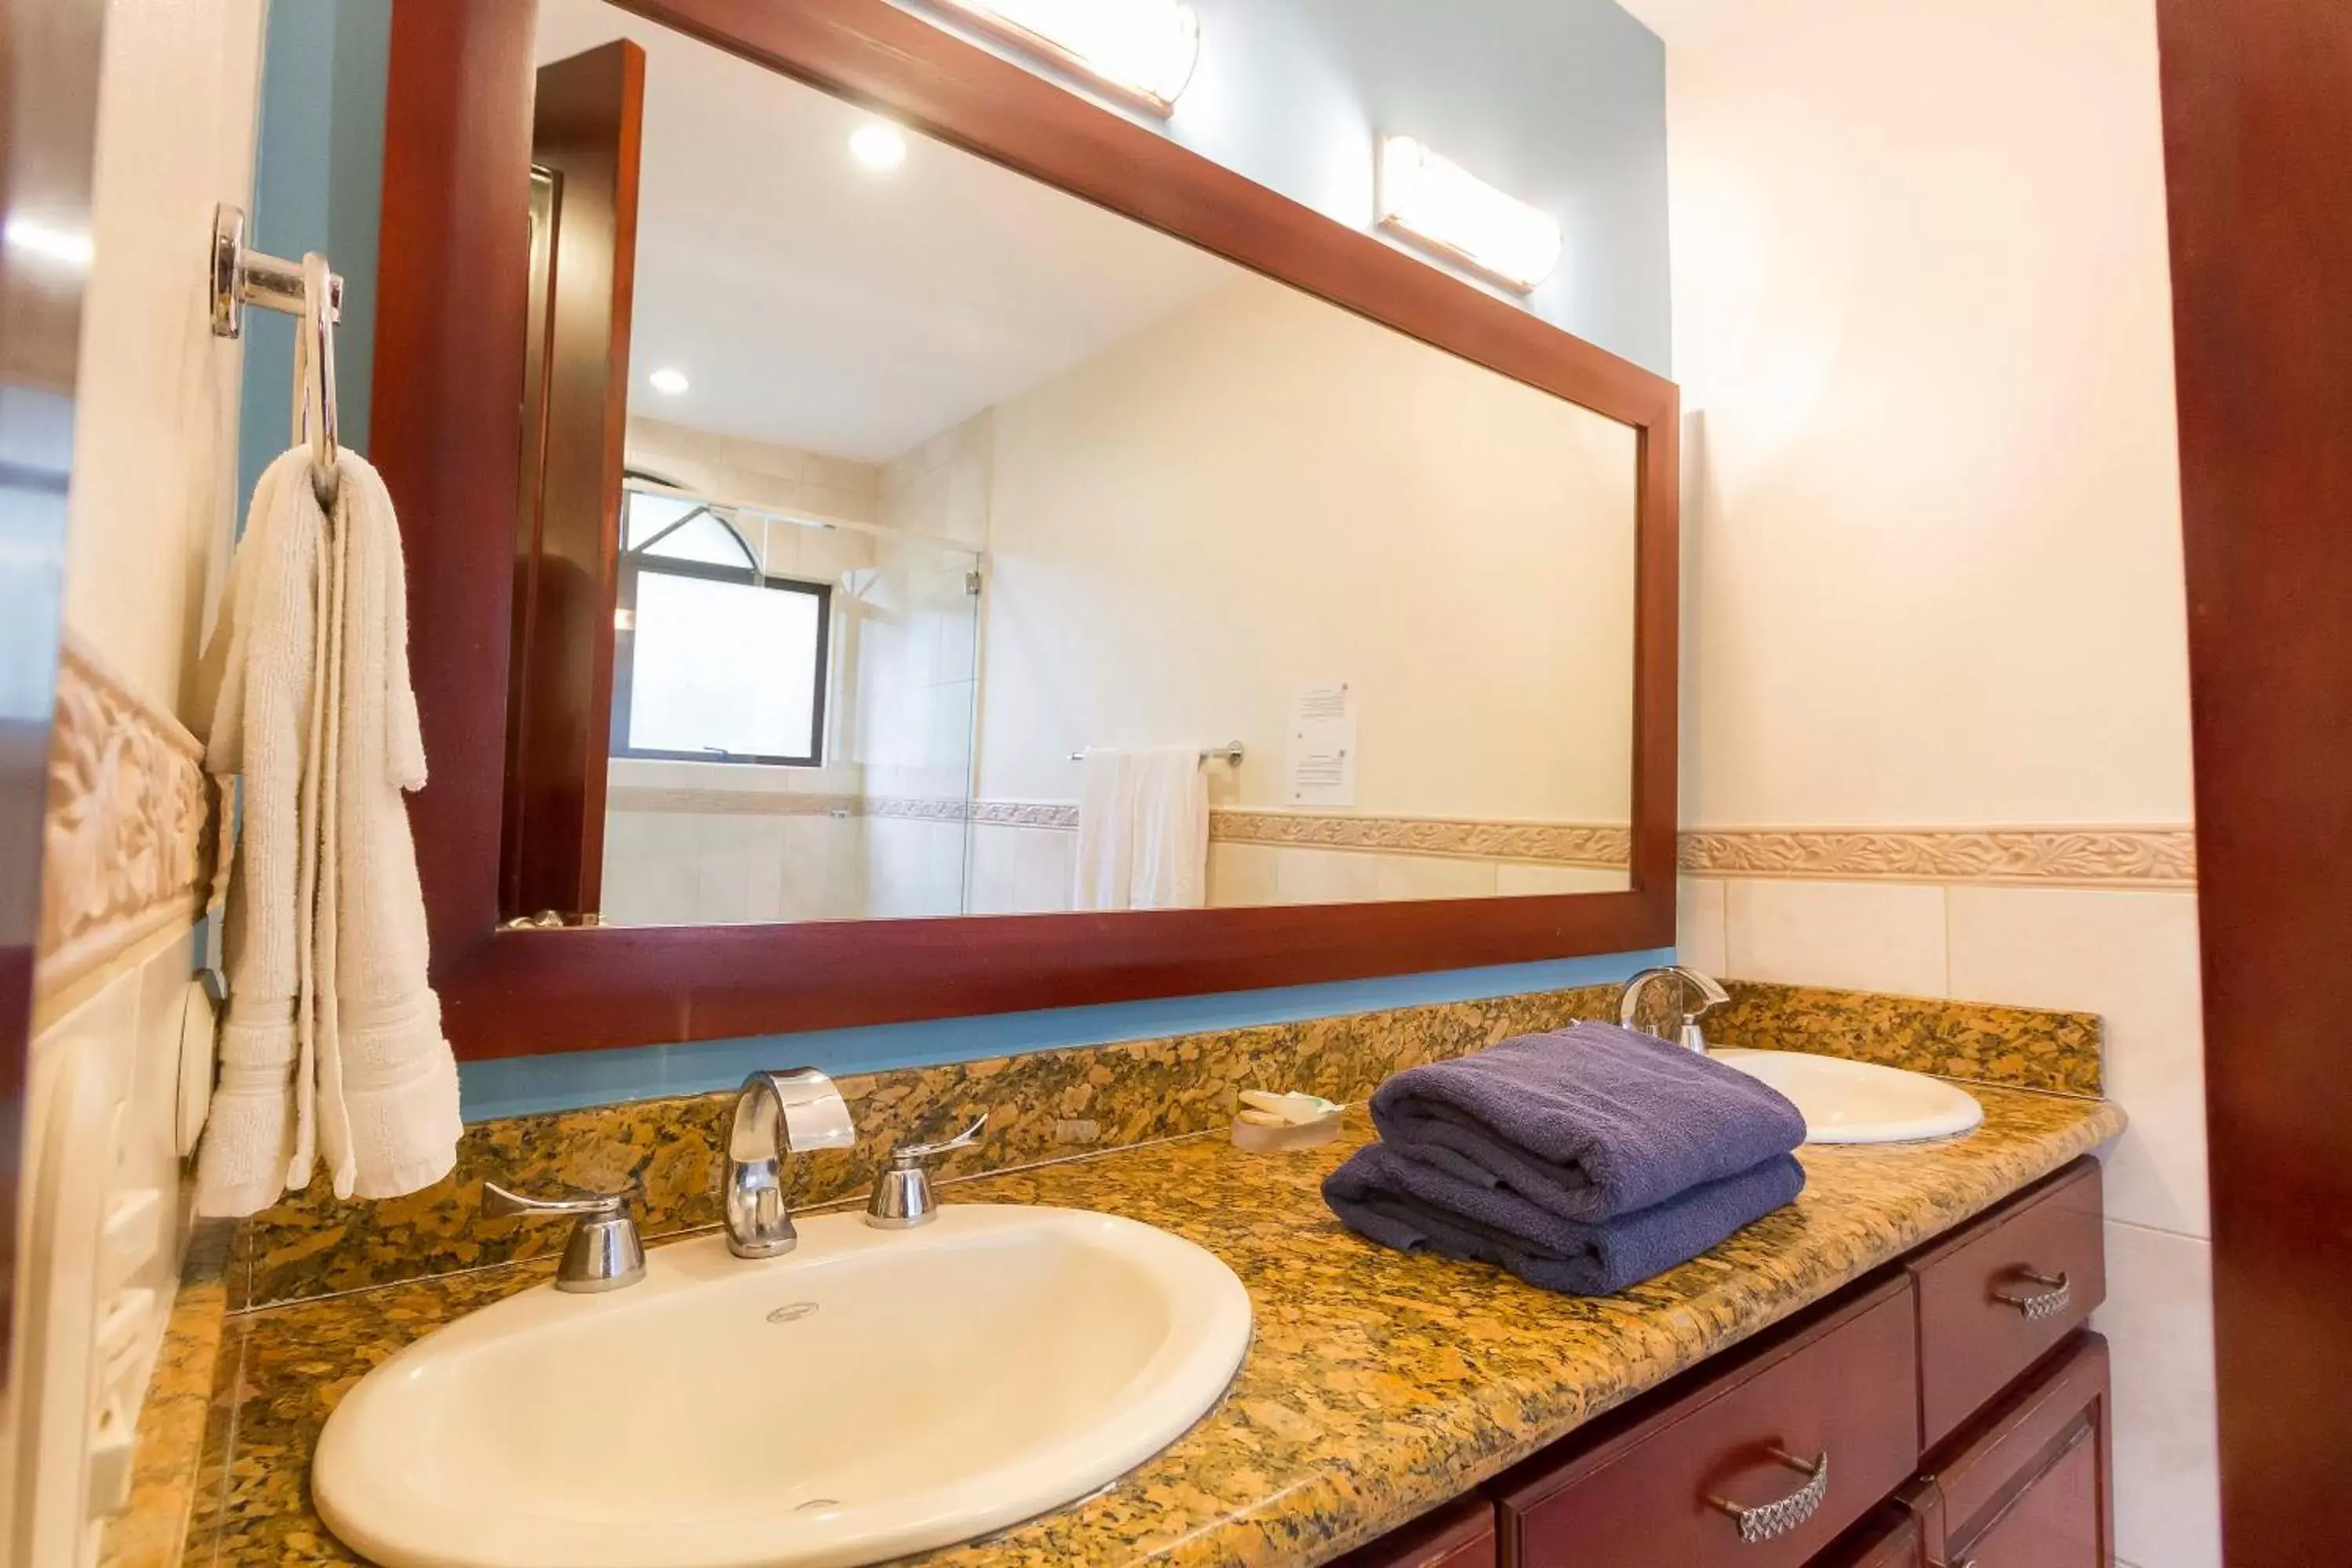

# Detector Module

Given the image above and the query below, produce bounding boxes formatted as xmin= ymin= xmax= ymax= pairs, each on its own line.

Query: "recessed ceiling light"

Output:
xmin=648 ymin=367 xmax=690 ymax=396
xmin=849 ymin=123 xmax=909 ymax=172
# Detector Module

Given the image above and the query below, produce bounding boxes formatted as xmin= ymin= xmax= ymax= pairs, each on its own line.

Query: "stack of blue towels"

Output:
xmin=1323 ymin=1021 xmax=1808 ymax=1295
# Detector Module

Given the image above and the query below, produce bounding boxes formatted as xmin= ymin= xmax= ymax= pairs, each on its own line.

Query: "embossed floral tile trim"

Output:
xmin=606 ymin=787 xmax=1637 ymax=867
xmin=38 ymin=637 xmax=216 ymax=1000
xmin=1678 ymin=826 xmax=2194 ymax=886
xmin=1711 ymin=979 xmax=2103 ymax=1098
xmin=1211 ymin=808 xmax=1632 ymax=868
xmin=230 ymin=982 xmax=1625 ymax=1309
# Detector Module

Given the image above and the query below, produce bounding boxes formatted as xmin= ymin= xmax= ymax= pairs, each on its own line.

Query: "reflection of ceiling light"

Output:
xmin=648 ymin=368 xmax=690 ymax=396
xmin=3 ymin=217 xmax=95 ymax=270
xmin=1375 ymin=136 xmax=1562 ymax=295
xmin=927 ymin=0 xmax=1201 ymax=116
xmin=848 ymin=123 xmax=909 ymax=172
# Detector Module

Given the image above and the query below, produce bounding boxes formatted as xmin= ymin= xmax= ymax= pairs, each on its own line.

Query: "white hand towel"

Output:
xmin=1072 ymin=746 xmax=1208 ymax=911
xmin=1129 ymin=746 xmax=1208 ymax=909
xmin=1073 ymin=749 xmax=1138 ymax=911
xmin=195 ymin=448 xmax=461 ymax=1218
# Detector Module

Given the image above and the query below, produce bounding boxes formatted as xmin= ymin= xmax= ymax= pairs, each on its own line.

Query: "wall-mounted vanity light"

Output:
xmin=1375 ymin=136 xmax=1563 ymax=295
xmin=926 ymin=0 xmax=1202 ymax=117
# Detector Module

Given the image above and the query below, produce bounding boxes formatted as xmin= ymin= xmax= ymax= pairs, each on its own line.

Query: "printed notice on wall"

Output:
xmin=1287 ymin=681 xmax=1358 ymax=807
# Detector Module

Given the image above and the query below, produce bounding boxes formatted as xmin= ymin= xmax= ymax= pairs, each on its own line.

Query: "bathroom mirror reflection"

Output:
xmin=509 ymin=0 xmax=1639 ymax=929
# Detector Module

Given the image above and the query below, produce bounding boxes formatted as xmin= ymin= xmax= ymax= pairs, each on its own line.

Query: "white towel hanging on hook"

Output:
xmin=194 ymin=244 xmax=459 ymax=1217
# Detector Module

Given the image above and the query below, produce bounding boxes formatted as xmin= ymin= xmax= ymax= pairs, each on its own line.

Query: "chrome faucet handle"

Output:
xmin=482 ymin=1181 xmax=646 ymax=1294
xmin=724 ymin=1068 xmax=857 ymax=1260
xmin=866 ymin=1112 xmax=987 ymax=1230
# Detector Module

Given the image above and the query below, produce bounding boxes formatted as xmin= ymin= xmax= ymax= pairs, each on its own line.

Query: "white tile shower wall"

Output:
xmin=1690 ymin=870 xmax=2216 ymax=1568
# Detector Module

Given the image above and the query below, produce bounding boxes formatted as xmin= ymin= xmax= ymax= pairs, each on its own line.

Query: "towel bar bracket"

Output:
xmin=209 ymin=202 xmax=342 ymax=340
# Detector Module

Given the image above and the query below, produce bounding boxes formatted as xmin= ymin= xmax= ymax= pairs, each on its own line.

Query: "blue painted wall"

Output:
xmin=236 ymin=0 xmax=390 ymax=521
xmin=241 ymin=0 xmax=1675 ymax=1119
xmin=903 ymin=0 xmax=1673 ymax=374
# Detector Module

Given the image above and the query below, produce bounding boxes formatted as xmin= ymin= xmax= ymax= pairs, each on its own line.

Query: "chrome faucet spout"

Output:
xmin=1615 ymin=964 xmax=1732 ymax=1053
xmin=724 ymin=1068 xmax=856 ymax=1258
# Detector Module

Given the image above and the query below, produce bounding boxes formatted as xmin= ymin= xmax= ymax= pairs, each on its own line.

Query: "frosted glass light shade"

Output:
xmin=929 ymin=0 xmax=1201 ymax=114
xmin=1376 ymin=136 xmax=1563 ymax=294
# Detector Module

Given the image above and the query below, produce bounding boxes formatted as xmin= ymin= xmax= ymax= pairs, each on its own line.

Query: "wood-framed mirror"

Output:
xmin=373 ymin=0 xmax=1679 ymax=1059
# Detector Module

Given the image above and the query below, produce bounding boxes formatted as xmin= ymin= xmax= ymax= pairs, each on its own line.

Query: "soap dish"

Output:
xmin=1231 ymin=1091 xmax=1344 ymax=1153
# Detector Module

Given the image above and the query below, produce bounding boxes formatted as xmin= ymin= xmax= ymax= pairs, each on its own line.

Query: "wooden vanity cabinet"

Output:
xmin=1331 ymin=1495 xmax=1497 ymax=1568
xmin=1339 ymin=1160 xmax=2115 ymax=1568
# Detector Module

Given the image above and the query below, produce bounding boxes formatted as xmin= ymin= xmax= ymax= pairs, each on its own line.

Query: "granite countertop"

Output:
xmin=170 ymin=1080 xmax=2123 ymax=1566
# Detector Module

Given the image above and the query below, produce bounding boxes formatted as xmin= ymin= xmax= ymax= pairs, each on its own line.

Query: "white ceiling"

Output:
xmin=533 ymin=0 xmax=1239 ymax=463
xmin=1611 ymin=0 xmax=1763 ymax=49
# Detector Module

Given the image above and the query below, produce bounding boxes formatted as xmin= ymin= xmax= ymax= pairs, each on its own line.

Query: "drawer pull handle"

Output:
xmin=1708 ymin=1447 xmax=1829 ymax=1544
xmin=1993 ymin=1269 xmax=2071 ymax=1321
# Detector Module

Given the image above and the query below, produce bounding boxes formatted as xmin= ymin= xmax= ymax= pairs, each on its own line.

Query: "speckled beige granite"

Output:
xmin=179 ymin=1083 xmax=2122 ymax=1567
xmin=1710 ymin=980 xmax=2103 ymax=1098
xmin=98 ymin=1221 xmax=236 ymax=1568
xmin=229 ymin=985 xmax=1628 ymax=1309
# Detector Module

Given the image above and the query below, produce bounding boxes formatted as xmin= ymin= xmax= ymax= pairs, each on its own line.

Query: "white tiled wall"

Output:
xmin=17 ymin=925 xmax=200 ymax=1562
xmin=974 ymin=831 xmax=1630 ymax=915
xmin=1682 ymin=872 xmax=2217 ymax=1568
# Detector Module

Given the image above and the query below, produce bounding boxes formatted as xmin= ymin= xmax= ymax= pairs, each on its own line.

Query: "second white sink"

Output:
xmin=1711 ymin=1047 xmax=1984 ymax=1144
xmin=313 ymin=1205 xmax=1252 ymax=1568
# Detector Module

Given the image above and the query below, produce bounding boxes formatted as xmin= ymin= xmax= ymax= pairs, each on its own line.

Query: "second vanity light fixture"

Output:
xmin=926 ymin=0 xmax=1202 ymax=116
xmin=1375 ymin=136 xmax=1563 ymax=295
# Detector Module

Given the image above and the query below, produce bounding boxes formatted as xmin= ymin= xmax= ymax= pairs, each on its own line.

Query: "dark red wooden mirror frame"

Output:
xmin=373 ymin=0 xmax=1680 ymax=1060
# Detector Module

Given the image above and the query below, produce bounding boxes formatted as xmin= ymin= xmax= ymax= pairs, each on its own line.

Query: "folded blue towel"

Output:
xmin=1323 ymin=1142 xmax=1806 ymax=1295
xmin=1369 ymin=1022 xmax=1806 ymax=1222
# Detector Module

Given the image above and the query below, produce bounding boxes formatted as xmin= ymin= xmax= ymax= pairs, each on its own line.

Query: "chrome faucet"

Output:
xmin=724 ymin=1068 xmax=857 ymax=1258
xmin=1616 ymin=964 xmax=1733 ymax=1054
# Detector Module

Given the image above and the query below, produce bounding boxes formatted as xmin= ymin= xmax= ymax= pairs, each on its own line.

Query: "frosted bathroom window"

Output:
xmin=612 ymin=488 xmax=830 ymax=766
xmin=623 ymin=574 xmax=825 ymax=761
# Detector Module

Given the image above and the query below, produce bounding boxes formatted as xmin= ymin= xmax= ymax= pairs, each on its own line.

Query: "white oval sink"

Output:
xmin=314 ymin=1205 xmax=1252 ymax=1568
xmin=1710 ymin=1048 xmax=1984 ymax=1144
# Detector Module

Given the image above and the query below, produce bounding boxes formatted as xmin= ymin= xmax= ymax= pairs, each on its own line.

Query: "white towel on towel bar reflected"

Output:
xmin=1073 ymin=747 xmax=1208 ymax=911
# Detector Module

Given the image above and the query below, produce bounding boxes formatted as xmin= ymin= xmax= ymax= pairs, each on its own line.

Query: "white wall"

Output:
xmin=20 ymin=1 xmax=268 ymax=1558
xmin=975 ymin=274 xmax=1639 ymax=822
xmin=1648 ymin=2 xmax=2213 ymax=1563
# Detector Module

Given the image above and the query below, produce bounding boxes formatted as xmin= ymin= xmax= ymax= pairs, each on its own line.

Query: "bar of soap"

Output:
xmin=1232 ymin=1097 xmax=1344 ymax=1152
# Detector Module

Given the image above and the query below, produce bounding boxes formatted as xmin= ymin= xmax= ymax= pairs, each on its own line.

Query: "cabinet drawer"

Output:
xmin=1811 ymin=1507 xmax=1927 ymax=1568
xmin=1923 ymin=1332 xmax=2114 ymax=1566
xmin=1333 ymin=1495 xmax=1496 ymax=1568
xmin=1495 ymin=1276 xmax=1919 ymax=1568
xmin=1907 ymin=1159 xmax=2104 ymax=1447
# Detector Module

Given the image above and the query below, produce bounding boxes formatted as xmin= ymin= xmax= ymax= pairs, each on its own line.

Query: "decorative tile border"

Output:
xmin=37 ymin=637 xmax=215 ymax=1000
xmin=1213 ymin=808 xmax=1632 ymax=869
xmin=967 ymin=799 xmax=1081 ymax=829
xmin=229 ymin=982 xmax=1628 ymax=1308
xmin=864 ymin=793 xmax=978 ymax=822
xmin=1677 ymin=826 xmax=2195 ymax=887
xmin=608 ymin=785 xmax=1635 ymax=869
